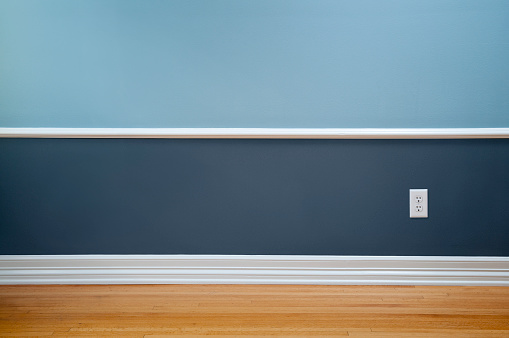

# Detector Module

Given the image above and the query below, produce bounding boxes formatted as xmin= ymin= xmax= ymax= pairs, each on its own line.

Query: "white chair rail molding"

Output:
xmin=1 ymin=128 xmax=509 ymax=139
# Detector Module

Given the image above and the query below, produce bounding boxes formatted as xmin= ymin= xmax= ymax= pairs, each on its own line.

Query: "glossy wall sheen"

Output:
xmin=1 ymin=138 xmax=508 ymax=255
xmin=1 ymin=0 xmax=509 ymax=128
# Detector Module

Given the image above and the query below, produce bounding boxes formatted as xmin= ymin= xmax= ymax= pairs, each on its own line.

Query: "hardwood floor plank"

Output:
xmin=0 ymin=333 xmax=54 ymax=337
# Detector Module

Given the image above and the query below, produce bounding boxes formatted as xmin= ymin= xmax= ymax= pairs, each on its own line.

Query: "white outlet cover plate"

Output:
xmin=410 ymin=189 xmax=428 ymax=218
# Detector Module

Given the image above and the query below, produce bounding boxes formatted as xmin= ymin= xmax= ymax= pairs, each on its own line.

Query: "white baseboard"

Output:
xmin=1 ymin=255 xmax=508 ymax=285
xmin=1 ymin=128 xmax=509 ymax=139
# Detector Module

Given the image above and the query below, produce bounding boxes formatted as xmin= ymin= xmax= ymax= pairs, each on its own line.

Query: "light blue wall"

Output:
xmin=1 ymin=0 xmax=508 ymax=128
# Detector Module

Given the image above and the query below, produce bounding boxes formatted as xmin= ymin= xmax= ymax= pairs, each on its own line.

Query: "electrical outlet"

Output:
xmin=410 ymin=189 xmax=428 ymax=218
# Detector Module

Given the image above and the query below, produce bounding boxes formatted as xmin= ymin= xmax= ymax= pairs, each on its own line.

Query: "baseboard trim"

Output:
xmin=1 ymin=255 xmax=508 ymax=285
xmin=1 ymin=128 xmax=509 ymax=139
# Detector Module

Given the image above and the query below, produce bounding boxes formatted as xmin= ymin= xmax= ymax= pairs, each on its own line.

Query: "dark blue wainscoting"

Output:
xmin=1 ymin=138 xmax=508 ymax=255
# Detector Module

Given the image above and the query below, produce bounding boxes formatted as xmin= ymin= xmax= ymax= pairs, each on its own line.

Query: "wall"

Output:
xmin=1 ymin=0 xmax=508 ymax=128
xmin=1 ymin=138 xmax=509 ymax=255
xmin=1 ymin=1 xmax=508 ymax=257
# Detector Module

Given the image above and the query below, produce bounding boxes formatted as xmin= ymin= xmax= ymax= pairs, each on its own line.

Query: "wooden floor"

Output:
xmin=0 ymin=285 xmax=508 ymax=337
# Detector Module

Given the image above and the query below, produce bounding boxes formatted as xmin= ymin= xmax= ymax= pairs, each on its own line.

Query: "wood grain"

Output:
xmin=1 ymin=285 xmax=508 ymax=337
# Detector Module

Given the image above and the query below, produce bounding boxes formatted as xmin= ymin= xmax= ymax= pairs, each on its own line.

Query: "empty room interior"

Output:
xmin=1 ymin=0 xmax=508 ymax=336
